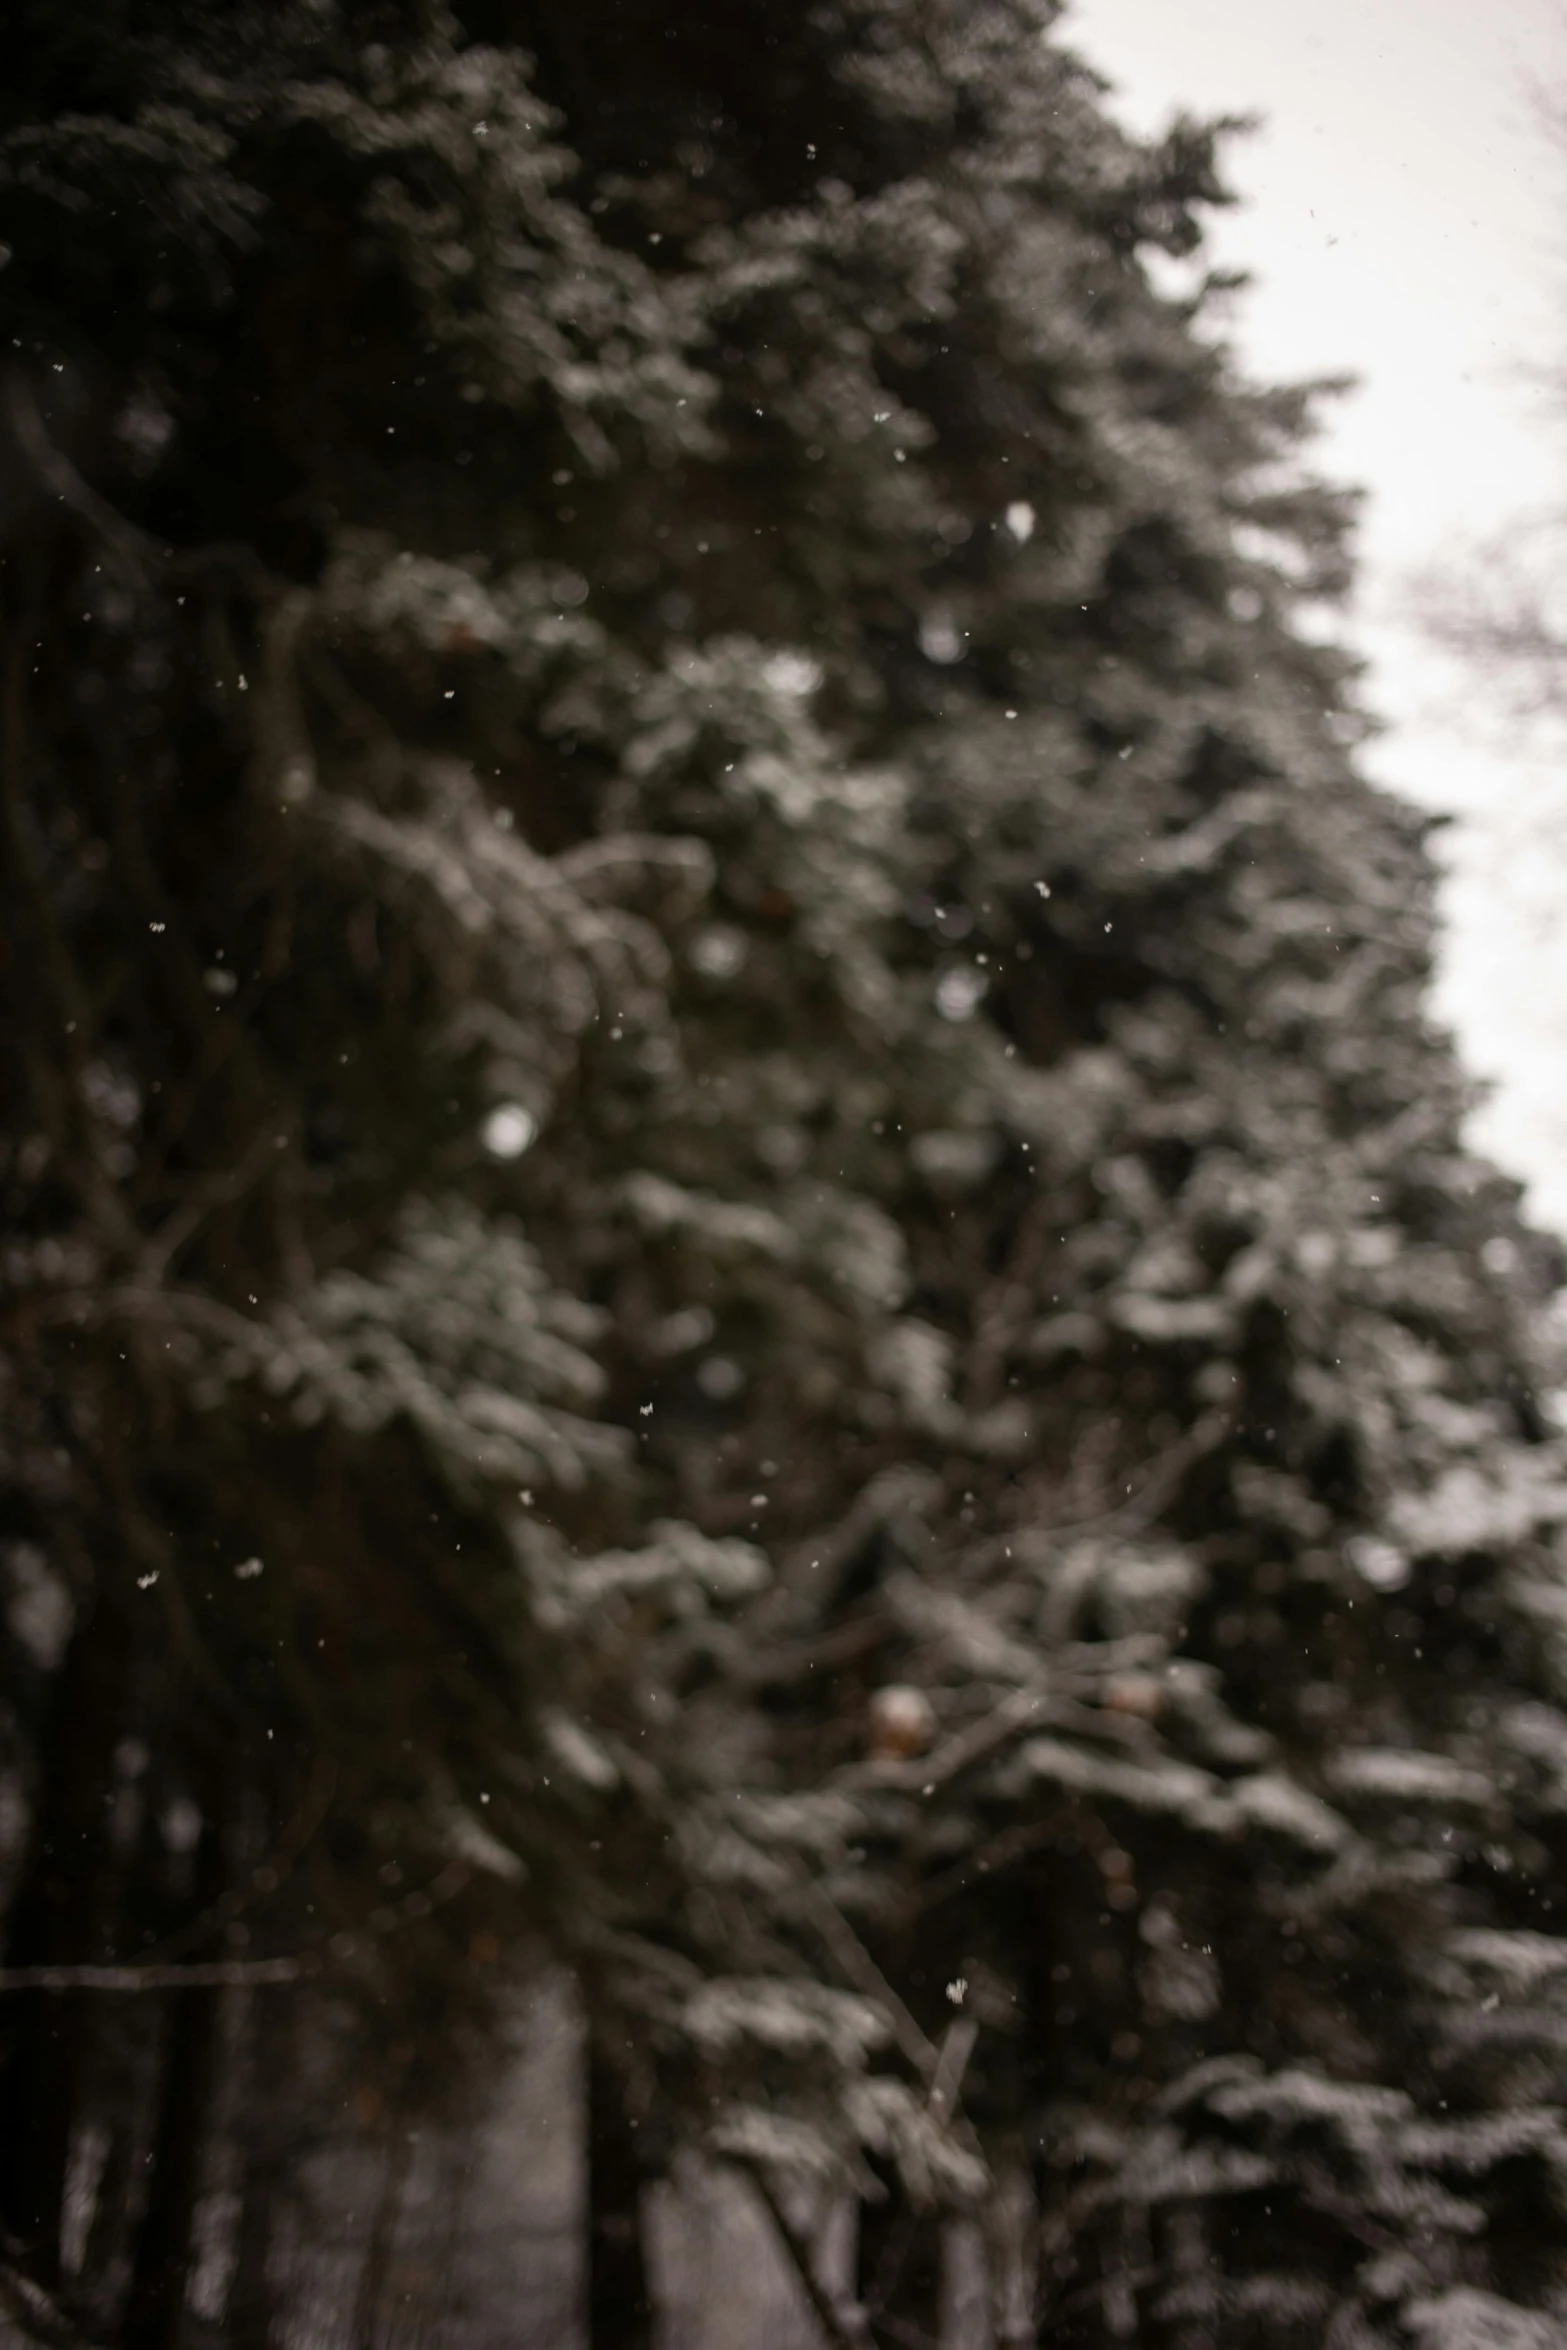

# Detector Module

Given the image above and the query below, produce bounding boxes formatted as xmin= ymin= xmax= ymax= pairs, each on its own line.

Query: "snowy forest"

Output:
xmin=5 ymin=1 xmax=1567 ymax=2345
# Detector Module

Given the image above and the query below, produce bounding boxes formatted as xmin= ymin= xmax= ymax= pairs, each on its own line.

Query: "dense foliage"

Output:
xmin=5 ymin=2 xmax=1567 ymax=2344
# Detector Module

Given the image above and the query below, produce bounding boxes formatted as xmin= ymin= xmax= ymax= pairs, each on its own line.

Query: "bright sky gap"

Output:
xmin=1068 ymin=0 xmax=1567 ymax=1228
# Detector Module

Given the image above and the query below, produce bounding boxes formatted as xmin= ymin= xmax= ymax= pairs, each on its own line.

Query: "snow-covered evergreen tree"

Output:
xmin=4 ymin=2 xmax=1567 ymax=2343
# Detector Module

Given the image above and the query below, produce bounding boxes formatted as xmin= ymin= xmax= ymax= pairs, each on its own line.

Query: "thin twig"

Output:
xmin=0 ymin=1958 xmax=311 ymax=1993
xmin=926 ymin=2016 xmax=977 ymax=2121
xmin=787 ymin=1869 xmax=938 ymax=2082
xmin=0 ymin=1858 xmax=472 ymax=1994
xmin=0 ymin=2253 xmax=98 ymax=2350
xmin=1 ymin=373 xmax=161 ymax=583
xmin=137 ymin=1129 xmax=283 ymax=1286
xmin=835 ymin=1683 xmax=1053 ymax=1803
xmin=731 ymin=2159 xmax=869 ymax=2350
xmin=1039 ymin=1405 xmax=1236 ymax=1544
xmin=783 ymin=1873 xmax=993 ymax=2191
xmin=898 ymin=1809 xmax=1071 ymax=1927
xmin=138 ymin=1756 xmax=338 ymax=1969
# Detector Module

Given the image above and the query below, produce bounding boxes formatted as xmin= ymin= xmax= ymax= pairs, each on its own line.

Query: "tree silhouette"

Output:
xmin=3 ymin=4 xmax=1567 ymax=2344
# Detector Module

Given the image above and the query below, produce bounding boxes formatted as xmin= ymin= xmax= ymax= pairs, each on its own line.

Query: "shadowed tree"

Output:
xmin=4 ymin=4 xmax=1567 ymax=2348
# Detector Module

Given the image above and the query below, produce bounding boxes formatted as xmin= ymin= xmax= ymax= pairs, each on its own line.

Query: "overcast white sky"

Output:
xmin=1065 ymin=0 xmax=1567 ymax=1228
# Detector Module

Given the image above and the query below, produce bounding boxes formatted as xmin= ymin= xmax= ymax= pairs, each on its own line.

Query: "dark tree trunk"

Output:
xmin=586 ymin=2033 xmax=654 ymax=2350
xmin=226 ymin=1988 xmax=291 ymax=2350
xmin=351 ymin=2127 xmax=411 ymax=2350
xmin=120 ymin=1980 xmax=222 ymax=2350
xmin=0 ymin=1590 xmax=131 ymax=2285
xmin=120 ymin=1797 xmax=227 ymax=2350
xmin=857 ymin=2160 xmax=942 ymax=2350
xmin=227 ymin=2144 xmax=277 ymax=2350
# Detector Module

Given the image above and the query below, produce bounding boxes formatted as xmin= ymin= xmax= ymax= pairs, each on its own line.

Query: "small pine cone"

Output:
xmin=1103 ymin=1674 xmax=1164 ymax=1721
xmin=868 ymin=1683 xmax=937 ymax=1759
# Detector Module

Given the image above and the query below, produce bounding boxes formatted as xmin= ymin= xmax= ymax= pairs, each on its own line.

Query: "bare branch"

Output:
xmin=730 ymin=2159 xmax=871 ymax=2350
xmin=1 ymin=372 xmax=161 ymax=582
xmin=0 ymin=2254 xmax=99 ymax=2350
xmin=0 ymin=1958 xmax=311 ymax=1993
